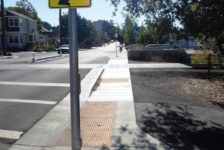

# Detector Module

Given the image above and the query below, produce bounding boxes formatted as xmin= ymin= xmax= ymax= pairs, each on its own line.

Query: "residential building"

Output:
xmin=0 ymin=9 xmax=39 ymax=51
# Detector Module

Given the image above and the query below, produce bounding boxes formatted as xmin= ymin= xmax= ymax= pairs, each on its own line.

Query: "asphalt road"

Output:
xmin=38 ymin=44 xmax=116 ymax=64
xmin=130 ymin=68 xmax=224 ymax=150
xmin=0 ymin=43 xmax=115 ymax=148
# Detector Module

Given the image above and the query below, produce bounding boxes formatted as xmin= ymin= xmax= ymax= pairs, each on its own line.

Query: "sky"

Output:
xmin=4 ymin=0 xmax=144 ymax=27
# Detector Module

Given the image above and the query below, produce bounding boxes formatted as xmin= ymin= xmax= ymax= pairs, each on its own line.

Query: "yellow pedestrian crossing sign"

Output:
xmin=49 ymin=0 xmax=91 ymax=8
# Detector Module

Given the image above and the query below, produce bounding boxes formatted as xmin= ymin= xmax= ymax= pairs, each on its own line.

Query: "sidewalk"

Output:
xmin=10 ymin=50 xmax=169 ymax=150
xmin=57 ymin=50 xmax=168 ymax=150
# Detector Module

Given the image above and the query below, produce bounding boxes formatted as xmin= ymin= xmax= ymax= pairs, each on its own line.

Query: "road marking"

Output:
xmin=0 ymin=129 xmax=23 ymax=140
xmin=0 ymin=81 xmax=69 ymax=87
xmin=0 ymin=64 xmax=104 ymax=70
xmin=0 ymin=98 xmax=57 ymax=105
xmin=0 ymin=60 xmax=24 ymax=62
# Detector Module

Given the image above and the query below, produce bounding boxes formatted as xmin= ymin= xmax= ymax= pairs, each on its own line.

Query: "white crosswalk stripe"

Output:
xmin=0 ymin=129 xmax=23 ymax=140
xmin=0 ymin=81 xmax=69 ymax=87
xmin=0 ymin=98 xmax=56 ymax=105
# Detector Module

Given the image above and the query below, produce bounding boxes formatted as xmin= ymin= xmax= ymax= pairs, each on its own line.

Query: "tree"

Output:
xmin=109 ymin=0 xmax=224 ymax=53
xmin=8 ymin=0 xmax=43 ymax=31
xmin=42 ymin=21 xmax=52 ymax=31
xmin=8 ymin=0 xmax=38 ymax=20
xmin=122 ymin=16 xmax=138 ymax=44
xmin=173 ymin=0 xmax=224 ymax=53
xmin=77 ymin=16 xmax=97 ymax=48
xmin=61 ymin=13 xmax=96 ymax=48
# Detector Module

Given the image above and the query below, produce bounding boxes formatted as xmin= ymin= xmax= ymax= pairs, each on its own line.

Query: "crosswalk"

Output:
xmin=0 ymin=64 xmax=71 ymax=144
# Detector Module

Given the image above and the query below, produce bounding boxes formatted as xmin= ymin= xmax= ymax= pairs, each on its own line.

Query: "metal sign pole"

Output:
xmin=115 ymin=33 xmax=118 ymax=57
xmin=68 ymin=8 xmax=82 ymax=150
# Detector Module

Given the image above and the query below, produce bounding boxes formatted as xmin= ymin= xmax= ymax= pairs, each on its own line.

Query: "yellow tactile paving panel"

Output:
xmin=58 ymin=102 xmax=117 ymax=147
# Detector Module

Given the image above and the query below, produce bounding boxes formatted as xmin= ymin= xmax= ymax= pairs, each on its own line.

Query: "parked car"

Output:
xmin=57 ymin=45 xmax=70 ymax=54
xmin=160 ymin=43 xmax=181 ymax=50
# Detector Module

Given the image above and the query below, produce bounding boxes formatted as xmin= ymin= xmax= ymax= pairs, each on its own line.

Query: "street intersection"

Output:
xmin=0 ymin=44 xmax=116 ymax=148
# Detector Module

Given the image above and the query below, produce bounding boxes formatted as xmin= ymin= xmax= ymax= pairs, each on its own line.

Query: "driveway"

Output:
xmin=130 ymin=68 xmax=224 ymax=150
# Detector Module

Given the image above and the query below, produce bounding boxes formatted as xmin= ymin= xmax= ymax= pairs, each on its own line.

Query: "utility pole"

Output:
xmin=59 ymin=8 xmax=62 ymax=45
xmin=1 ymin=0 xmax=7 ymax=56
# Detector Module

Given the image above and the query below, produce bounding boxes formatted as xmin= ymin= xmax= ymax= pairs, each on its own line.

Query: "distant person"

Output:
xmin=59 ymin=0 xmax=70 ymax=5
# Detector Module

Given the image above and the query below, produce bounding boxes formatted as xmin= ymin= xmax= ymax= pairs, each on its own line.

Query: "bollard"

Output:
xmin=32 ymin=52 xmax=36 ymax=63
xmin=60 ymin=49 xmax=62 ymax=56
xmin=119 ymin=46 xmax=123 ymax=53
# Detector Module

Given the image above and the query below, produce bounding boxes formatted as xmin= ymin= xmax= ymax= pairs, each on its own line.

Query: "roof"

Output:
xmin=0 ymin=8 xmax=37 ymax=22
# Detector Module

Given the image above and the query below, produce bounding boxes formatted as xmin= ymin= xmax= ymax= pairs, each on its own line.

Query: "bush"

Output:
xmin=30 ymin=44 xmax=56 ymax=52
xmin=191 ymin=54 xmax=219 ymax=65
xmin=128 ymin=49 xmax=190 ymax=64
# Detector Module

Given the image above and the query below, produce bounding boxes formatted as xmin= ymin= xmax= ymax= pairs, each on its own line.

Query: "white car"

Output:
xmin=57 ymin=45 xmax=70 ymax=54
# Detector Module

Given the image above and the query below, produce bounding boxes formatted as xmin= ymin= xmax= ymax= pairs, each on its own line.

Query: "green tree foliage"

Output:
xmin=121 ymin=15 xmax=175 ymax=45
xmin=78 ymin=16 xmax=97 ymax=48
xmin=8 ymin=0 xmax=38 ymax=19
xmin=174 ymin=0 xmax=224 ymax=53
xmin=143 ymin=16 xmax=175 ymax=44
xmin=42 ymin=21 xmax=52 ymax=31
xmin=122 ymin=16 xmax=138 ymax=44
xmin=8 ymin=0 xmax=42 ymax=31
xmin=61 ymin=14 xmax=96 ymax=48
xmin=110 ymin=0 xmax=224 ymax=53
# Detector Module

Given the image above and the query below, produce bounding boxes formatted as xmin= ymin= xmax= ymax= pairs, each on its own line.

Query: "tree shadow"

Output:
xmin=107 ymin=124 xmax=170 ymax=150
xmin=137 ymin=103 xmax=224 ymax=150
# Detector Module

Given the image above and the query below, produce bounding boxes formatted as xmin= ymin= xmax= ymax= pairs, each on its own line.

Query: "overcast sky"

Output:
xmin=4 ymin=0 xmax=144 ymax=27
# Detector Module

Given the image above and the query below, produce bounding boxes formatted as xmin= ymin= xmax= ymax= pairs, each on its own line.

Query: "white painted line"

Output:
xmin=0 ymin=60 xmax=24 ymax=62
xmin=0 ymin=64 xmax=103 ymax=70
xmin=0 ymin=98 xmax=56 ymax=105
xmin=0 ymin=129 xmax=23 ymax=140
xmin=0 ymin=81 xmax=69 ymax=87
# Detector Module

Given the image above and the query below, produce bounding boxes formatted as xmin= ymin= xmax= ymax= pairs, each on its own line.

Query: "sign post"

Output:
xmin=68 ymin=8 xmax=82 ymax=150
xmin=49 ymin=1 xmax=91 ymax=150
xmin=115 ymin=33 xmax=118 ymax=57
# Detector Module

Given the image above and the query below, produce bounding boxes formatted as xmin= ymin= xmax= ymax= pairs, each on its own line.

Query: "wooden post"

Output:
xmin=208 ymin=54 xmax=211 ymax=80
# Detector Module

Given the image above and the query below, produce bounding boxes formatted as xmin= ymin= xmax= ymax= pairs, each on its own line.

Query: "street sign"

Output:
xmin=49 ymin=0 xmax=91 ymax=8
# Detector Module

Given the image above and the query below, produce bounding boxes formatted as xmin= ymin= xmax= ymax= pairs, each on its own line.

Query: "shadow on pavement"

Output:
xmin=137 ymin=103 xmax=224 ymax=150
xmin=102 ymin=125 xmax=169 ymax=150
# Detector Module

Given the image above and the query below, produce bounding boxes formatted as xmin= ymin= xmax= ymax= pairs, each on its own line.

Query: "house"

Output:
xmin=40 ymin=26 xmax=60 ymax=46
xmin=0 ymin=9 xmax=39 ymax=51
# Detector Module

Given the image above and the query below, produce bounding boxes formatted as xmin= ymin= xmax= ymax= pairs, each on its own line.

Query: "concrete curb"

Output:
xmin=9 ymin=64 xmax=106 ymax=150
xmin=89 ymin=68 xmax=105 ymax=97
xmin=0 ymin=55 xmax=18 ymax=60
xmin=80 ymin=65 xmax=105 ymax=106
xmin=31 ymin=55 xmax=63 ymax=63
